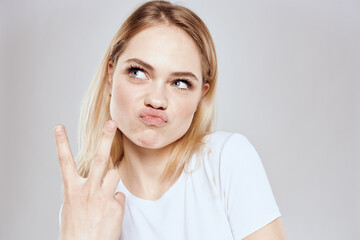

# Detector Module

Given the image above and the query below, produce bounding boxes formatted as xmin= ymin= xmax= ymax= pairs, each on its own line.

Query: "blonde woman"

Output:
xmin=54 ymin=1 xmax=287 ymax=239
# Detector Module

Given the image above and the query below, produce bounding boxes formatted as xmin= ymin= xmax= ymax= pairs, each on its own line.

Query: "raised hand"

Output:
xmin=54 ymin=120 xmax=125 ymax=240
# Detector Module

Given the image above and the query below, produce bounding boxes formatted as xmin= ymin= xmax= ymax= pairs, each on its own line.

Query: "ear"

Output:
xmin=107 ymin=61 xmax=114 ymax=96
xmin=194 ymin=82 xmax=210 ymax=113
xmin=201 ymin=83 xmax=210 ymax=98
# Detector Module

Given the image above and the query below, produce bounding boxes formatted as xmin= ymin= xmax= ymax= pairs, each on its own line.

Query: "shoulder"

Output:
xmin=204 ymin=131 xmax=255 ymax=160
xmin=205 ymin=131 xmax=251 ymax=147
xmin=187 ymin=131 xmax=262 ymax=176
xmin=199 ymin=131 xmax=259 ymax=175
xmin=202 ymin=131 xmax=269 ymax=186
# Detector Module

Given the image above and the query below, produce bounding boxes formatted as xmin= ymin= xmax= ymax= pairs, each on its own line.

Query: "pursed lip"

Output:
xmin=139 ymin=108 xmax=168 ymax=126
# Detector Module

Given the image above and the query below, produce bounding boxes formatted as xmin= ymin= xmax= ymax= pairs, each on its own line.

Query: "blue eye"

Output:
xmin=126 ymin=64 xmax=192 ymax=90
xmin=172 ymin=79 xmax=192 ymax=90
xmin=127 ymin=65 xmax=147 ymax=79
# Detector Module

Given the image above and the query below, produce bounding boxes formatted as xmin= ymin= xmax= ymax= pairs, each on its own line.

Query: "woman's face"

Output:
xmin=108 ymin=25 xmax=209 ymax=149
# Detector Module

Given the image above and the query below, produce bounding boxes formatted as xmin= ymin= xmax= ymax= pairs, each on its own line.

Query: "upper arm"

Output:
xmin=219 ymin=133 xmax=283 ymax=239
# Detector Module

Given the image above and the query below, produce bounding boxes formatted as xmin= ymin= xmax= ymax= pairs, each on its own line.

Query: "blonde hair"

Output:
xmin=76 ymin=0 xmax=217 ymax=182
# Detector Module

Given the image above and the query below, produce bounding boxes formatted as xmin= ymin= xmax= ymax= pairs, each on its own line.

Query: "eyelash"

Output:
xmin=126 ymin=64 xmax=193 ymax=90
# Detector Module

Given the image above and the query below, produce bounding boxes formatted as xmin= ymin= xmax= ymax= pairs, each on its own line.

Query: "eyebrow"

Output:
xmin=125 ymin=58 xmax=199 ymax=81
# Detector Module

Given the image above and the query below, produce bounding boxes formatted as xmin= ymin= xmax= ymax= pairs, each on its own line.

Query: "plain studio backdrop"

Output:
xmin=0 ymin=0 xmax=359 ymax=239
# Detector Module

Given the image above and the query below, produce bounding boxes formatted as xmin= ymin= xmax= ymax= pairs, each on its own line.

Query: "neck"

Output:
xmin=117 ymin=134 xmax=179 ymax=200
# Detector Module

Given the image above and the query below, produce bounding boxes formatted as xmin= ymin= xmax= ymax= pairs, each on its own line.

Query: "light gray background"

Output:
xmin=0 ymin=0 xmax=359 ymax=239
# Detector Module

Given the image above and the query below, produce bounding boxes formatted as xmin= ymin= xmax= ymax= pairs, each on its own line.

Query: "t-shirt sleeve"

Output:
xmin=219 ymin=133 xmax=281 ymax=239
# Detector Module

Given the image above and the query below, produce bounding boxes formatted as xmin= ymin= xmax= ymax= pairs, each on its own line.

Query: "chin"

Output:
xmin=133 ymin=129 xmax=167 ymax=149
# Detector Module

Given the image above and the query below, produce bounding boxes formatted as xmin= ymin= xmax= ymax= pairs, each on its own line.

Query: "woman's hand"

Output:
xmin=54 ymin=120 xmax=125 ymax=240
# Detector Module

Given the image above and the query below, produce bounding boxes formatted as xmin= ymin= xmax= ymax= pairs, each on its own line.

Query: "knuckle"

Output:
xmin=93 ymin=153 xmax=107 ymax=166
xmin=57 ymin=152 xmax=66 ymax=162
xmin=58 ymin=152 xmax=70 ymax=164
xmin=97 ymin=193 xmax=107 ymax=202
xmin=101 ymin=127 xmax=113 ymax=139
xmin=55 ymin=134 xmax=66 ymax=144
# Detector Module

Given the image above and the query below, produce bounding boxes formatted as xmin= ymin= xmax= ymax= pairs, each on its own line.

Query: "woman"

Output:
xmin=54 ymin=1 xmax=287 ymax=239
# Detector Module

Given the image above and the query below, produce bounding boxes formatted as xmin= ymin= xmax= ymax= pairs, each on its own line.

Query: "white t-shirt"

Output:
xmin=59 ymin=132 xmax=281 ymax=239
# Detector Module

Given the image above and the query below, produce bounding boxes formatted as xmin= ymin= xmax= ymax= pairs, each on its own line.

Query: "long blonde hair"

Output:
xmin=76 ymin=0 xmax=217 ymax=182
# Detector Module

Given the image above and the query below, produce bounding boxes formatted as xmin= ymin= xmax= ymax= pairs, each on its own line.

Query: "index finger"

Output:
xmin=54 ymin=124 xmax=79 ymax=186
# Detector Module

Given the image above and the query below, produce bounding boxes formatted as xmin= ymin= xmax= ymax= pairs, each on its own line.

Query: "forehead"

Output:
xmin=118 ymin=25 xmax=202 ymax=79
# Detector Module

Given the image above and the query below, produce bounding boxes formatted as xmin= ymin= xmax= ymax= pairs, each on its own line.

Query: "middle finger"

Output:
xmin=88 ymin=120 xmax=118 ymax=186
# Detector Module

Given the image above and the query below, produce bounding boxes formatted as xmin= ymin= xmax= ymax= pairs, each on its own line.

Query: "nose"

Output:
xmin=144 ymin=83 xmax=168 ymax=110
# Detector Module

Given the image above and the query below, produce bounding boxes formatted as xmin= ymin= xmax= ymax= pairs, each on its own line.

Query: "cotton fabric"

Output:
xmin=59 ymin=131 xmax=281 ymax=239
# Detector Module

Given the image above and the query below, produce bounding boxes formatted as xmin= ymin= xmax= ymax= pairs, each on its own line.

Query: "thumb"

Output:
xmin=114 ymin=192 xmax=126 ymax=207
